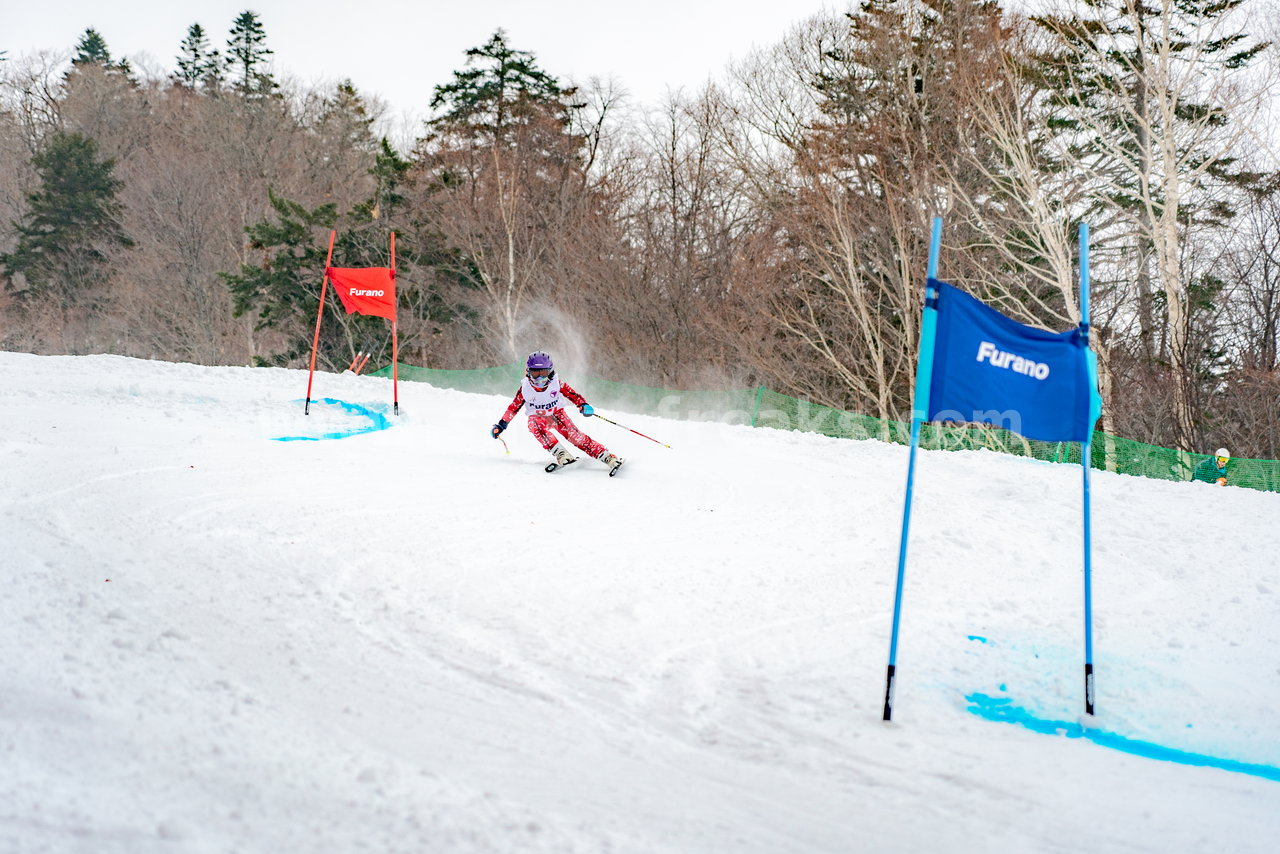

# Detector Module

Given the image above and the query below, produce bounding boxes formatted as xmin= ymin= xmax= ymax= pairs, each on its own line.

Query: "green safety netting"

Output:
xmin=370 ymin=362 xmax=1280 ymax=493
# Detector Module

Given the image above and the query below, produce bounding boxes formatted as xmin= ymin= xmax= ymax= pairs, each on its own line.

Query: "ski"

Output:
xmin=608 ymin=459 xmax=624 ymax=477
xmin=544 ymin=459 xmax=577 ymax=473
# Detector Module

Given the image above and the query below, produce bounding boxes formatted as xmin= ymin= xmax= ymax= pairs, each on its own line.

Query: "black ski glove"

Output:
xmin=491 ymin=420 xmax=508 ymax=438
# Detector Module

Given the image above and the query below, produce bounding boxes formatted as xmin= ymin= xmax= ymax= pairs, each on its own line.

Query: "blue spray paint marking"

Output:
xmin=272 ymin=398 xmax=393 ymax=442
xmin=966 ymin=693 xmax=1280 ymax=782
xmin=966 ymin=635 xmax=988 ymax=644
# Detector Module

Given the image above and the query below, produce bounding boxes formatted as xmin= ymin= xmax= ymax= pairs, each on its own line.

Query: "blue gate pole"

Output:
xmin=883 ymin=216 xmax=943 ymax=722
xmin=1080 ymin=222 xmax=1096 ymax=716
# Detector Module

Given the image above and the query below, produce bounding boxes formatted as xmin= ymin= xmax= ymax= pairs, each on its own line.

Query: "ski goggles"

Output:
xmin=527 ymin=368 xmax=554 ymax=387
xmin=1216 ymin=456 xmax=1230 ymax=466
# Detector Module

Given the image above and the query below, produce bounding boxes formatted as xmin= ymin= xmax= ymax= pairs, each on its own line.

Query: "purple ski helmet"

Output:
xmin=525 ymin=351 xmax=555 ymax=388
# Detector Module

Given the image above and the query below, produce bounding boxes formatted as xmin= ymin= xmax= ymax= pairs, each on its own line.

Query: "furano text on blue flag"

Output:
xmin=975 ymin=341 xmax=1051 ymax=380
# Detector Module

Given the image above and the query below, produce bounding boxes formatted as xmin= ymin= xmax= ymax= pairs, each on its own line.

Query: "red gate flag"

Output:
xmin=327 ymin=267 xmax=396 ymax=321
xmin=305 ymin=231 xmax=400 ymax=417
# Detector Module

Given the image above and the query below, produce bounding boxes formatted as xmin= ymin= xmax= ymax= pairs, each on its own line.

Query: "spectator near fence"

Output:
xmin=1193 ymin=448 xmax=1231 ymax=486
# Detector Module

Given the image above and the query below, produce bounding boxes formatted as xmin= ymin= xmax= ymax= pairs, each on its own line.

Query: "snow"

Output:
xmin=2 ymin=351 xmax=1278 ymax=853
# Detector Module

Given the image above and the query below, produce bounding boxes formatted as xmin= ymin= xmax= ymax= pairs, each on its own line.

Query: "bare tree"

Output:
xmin=1207 ymin=172 xmax=1280 ymax=457
xmin=714 ymin=3 xmax=1011 ymax=420
xmin=597 ymin=86 xmax=756 ymax=385
xmin=1031 ymin=0 xmax=1271 ymax=451
xmin=946 ymin=13 xmax=1132 ymax=454
xmin=715 ymin=14 xmax=905 ymax=414
xmin=0 ymin=51 xmax=65 ymax=157
xmin=409 ymin=31 xmax=611 ymax=364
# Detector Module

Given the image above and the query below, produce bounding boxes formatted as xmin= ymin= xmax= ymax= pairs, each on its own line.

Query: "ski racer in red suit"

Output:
xmin=491 ymin=351 xmax=623 ymax=474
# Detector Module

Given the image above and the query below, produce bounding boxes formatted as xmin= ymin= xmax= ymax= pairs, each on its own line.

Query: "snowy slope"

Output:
xmin=1 ymin=352 xmax=1277 ymax=854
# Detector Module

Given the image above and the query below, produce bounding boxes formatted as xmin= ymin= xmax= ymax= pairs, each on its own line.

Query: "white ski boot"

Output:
xmin=545 ymin=443 xmax=578 ymax=472
xmin=600 ymin=451 xmax=624 ymax=476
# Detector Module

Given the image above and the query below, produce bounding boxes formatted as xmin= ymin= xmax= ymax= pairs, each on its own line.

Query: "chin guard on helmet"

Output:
xmin=526 ymin=351 xmax=555 ymax=389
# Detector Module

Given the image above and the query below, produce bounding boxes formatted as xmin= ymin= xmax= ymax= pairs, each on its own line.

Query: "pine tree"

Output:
xmin=225 ymin=11 xmax=276 ymax=97
xmin=223 ymin=150 xmax=463 ymax=368
xmin=222 ymin=189 xmax=338 ymax=344
xmin=321 ymin=80 xmax=377 ymax=151
xmin=428 ymin=29 xmax=567 ymax=140
xmin=1 ymin=132 xmax=132 ymax=306
xmin=174 ymin=23 xmax=221 ymax=90
xmin=72 ymin=29 xmax=112 ymax=66
xmin=420 ymin=30 xmax=593 ymax=359
xmin=350 ymin=139 xmax=411 ymax=223
xmin=71 ymin=28 xmax=131 ymax=75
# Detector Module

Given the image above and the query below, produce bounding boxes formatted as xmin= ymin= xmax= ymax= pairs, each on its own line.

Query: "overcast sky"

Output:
xmin=7 ymin=1 xmax=844 ymax=125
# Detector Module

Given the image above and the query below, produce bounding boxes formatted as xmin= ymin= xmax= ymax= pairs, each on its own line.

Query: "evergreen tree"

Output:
xmin=71 ymin=27 xmax=131 ymax=75
xmin=174 ymin=23 xmax=221 ymax=90
xmin=419 ymin=30 xmax=596 ymax=359
xmin=225 ymin=11 xmax=276 ymax=97
xmin=223 ymin=189 xmax=338 ymax=344
xmin=72 ymin=29 xmax=112 ymax=66
xmin=223 ymin=152 xmax=464 ymax=368
xmin=320 ymin=80 xmax=377 ymax=152
xmin=350 ymin=139 xmax=411 ymax=223
xmin=428 ymin=29 xmax=567 ymax=140
xmin=1 ymin=132 xmax=132 ymax=306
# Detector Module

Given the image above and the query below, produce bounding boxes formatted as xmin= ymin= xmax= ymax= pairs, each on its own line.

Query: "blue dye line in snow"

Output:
xmin=966 ymin=693 xmax=1280 ymax=782
xmin=272 ymin=398 xmax=392 ymax=442
xmin=966 ymin=635 xmax=988 ymax=643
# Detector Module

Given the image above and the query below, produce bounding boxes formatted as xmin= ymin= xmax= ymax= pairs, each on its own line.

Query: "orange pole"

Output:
xmin=390 ymin=232 xmax=399 ymax=415
xmin=304 ymin=230 xmax=337 ymax=415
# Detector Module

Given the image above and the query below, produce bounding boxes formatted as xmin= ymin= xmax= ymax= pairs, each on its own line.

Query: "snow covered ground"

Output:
xmin=2 ymin=352 xmax=1278 ymax=854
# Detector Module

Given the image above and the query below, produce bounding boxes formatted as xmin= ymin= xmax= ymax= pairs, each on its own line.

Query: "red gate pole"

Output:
xmin=390 ymin=231 xmax=400 ymax=415
xmin=304 ymin=230 xmax=337 ymax=415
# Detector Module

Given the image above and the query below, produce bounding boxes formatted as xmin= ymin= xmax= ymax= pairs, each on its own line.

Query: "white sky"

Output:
xmin=6 ymin=1 xmax=844 ymax=123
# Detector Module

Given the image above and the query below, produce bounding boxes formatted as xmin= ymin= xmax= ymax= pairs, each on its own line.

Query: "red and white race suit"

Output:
xmin=500 ymin=377 xmax=608 ymax=458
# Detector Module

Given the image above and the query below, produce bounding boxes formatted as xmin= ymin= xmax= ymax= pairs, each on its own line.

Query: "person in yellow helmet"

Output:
xmin=1193 ymin=448 xmax=1230 ymax=486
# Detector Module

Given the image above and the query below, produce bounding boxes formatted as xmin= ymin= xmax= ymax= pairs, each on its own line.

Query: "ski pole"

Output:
xmin=498 ymin=435 xmax=509 ymax=454
xmin=346 ymin=350 xmax=365 ymax=372
xmin=593 ymin=413 xmax=671 ymax=448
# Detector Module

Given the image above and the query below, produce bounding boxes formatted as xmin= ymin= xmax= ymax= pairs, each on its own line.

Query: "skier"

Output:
xmin=491 ymin=351 xmax=623 ymax=475
xmin=1192 ymin=447 xmax=1230 ymax=486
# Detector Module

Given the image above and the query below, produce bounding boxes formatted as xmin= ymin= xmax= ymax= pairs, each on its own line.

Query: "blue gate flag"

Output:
xmin=926 ymin=278 xmax=1100 ymax=442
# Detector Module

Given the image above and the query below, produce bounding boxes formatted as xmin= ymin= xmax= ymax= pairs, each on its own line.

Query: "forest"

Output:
xmin=1 ymin=1 xmax=1277 ymax=457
